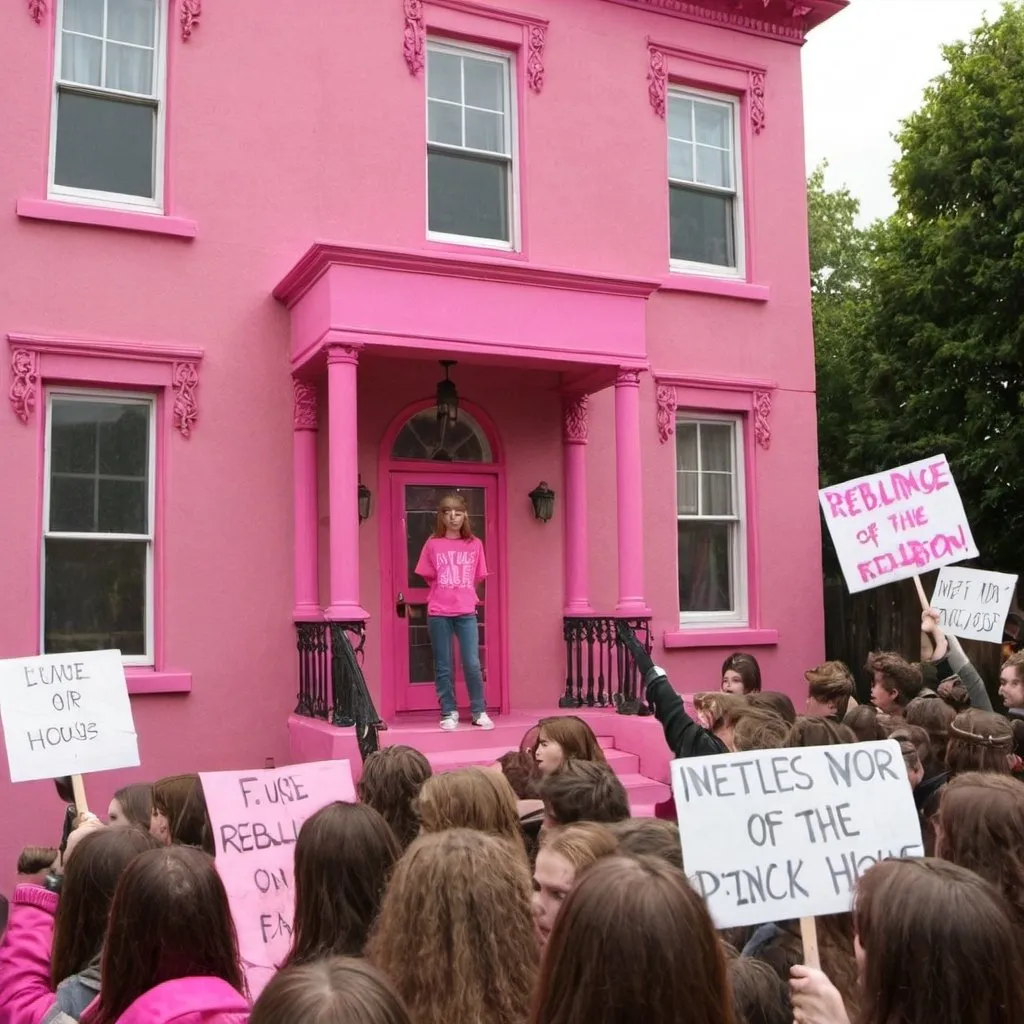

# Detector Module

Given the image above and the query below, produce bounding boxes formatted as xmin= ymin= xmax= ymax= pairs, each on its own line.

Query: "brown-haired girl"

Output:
xmin=414 ymin=493 xmax=492 ymax=732
xmin=251 ymin=958 xmax=411 ymax=1024
xmin=533 ymin=716 xmax=606 ymax=776
xmin=531 ymin=855 xmax=733 ymax=1024
xmin=151 ymin=774 xmax=214 ymax=853
xmin=791 ymin=858 xmax=1024 ymax=1024
xmin=107 ymin=785 xmax=153 ymax=830
xmin=722 ymin=653 xmax=761 ymax=694
xmin=368 ymin=829 xmax=536 ymax=1024
xmin=945 ymin=709 xmax=1014 ymax=776
xmin=842 ymin=705 xmax=889 ymax=743
xmin=531 ymin=823 xmax=618 ymax=948
xmin=784 ymin=717 xmax=857 ymax=748
xmin=356 ymin=746 xmax=432 ymax=850
xmin=415 ymin=767 xmax=522 ymax=843
xmin=283 ymin=803 xmax=401 ymax=968
xmin=0 ymin=823 xmax=160 ymax=1023
xmin=83 ymin=846 xmax=248 ymax=1024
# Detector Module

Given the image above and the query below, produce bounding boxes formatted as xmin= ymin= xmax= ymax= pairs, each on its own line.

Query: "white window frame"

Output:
xmin=48 ymin=0 xmax=168 ymax=214
xmin=42 ymin=389 xmax=157 ymax=666
xmin=676 ymin=414 xmax=748 ymax=627
xmin=668 ymin=87 xmax=745 ymax=280
xmin=425 ymin=38 xmax=519 ymax=251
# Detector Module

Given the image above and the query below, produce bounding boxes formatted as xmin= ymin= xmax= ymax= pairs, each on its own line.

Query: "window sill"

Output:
xmin=126 ymin=669 xmax=192 ymax=694
xmin=17 ymin=198 xmax=197 ymax=239
xmin=659 ymin=274 xmax=769 ymax=302
xmin=424 ymin=236 xmax=524 ymax=260
xmin=663 ymin=627 xmax=779 ymax=649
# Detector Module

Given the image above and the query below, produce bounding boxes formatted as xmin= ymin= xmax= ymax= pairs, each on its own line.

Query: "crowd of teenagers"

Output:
xmin=3 ymin=606 xmax=1024 ymax=1024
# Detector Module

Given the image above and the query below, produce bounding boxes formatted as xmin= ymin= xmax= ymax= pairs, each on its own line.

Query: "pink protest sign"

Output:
xmin=818 ymin=454 xmax=978 ymax=595
xmin=200 ymin=759 xmax=355 ymax=998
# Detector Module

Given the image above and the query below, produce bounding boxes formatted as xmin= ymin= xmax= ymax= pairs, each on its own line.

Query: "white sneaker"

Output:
xmin=472 ymin=712 xmax=495 ymax=730
xmin=440 ymin=712 xmax=459 ymax=731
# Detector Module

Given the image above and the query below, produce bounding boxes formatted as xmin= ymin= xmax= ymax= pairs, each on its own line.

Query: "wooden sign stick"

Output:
xmin=800 ymin=916 xmax=821 ymax=970
xmin=913 ymin=575 xmax=929 ymax=613
xmin=71 ymin=773 xmax=90 ymax=817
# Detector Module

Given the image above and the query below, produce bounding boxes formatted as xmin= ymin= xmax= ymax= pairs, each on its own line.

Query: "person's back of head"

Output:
xmin=946 ymin=709 xmax=1014 ymax=776
xmin=285 ymin=802 xmax=401 ymax=967
xmin=415 ymin=767 xmax=522 ymax=842
xmin=855 ymin=858 xmax=1024 ymax=1024
xmin=746 ymin=691 xmax=796 ymax=725
xmin=357 ymin=746 xmax=432 ymax=850
xmin=843 ymin=705 xmax=889 ymax=743
xmin=606 ymin=818 xmax=682 ymax=871
xmin=906 ymin=697 xmax=956 ymax=764
xmin=731 ymin=707 xmax=789 ymax=752
xmin=538 ymin=760 xmax=630 ymax=826
xmin=784 ymin=717 xmax=856 ymax=748
xmin=251 ymin=958 xmax=411 ymax=1024
xmin=726 ymin=955 xmax=790 ymax=1024
xmin=530 ymin=855 xmax=733 ymax=1024
xmin=494 ymin=750 xmax=539 ymax=799
xmin=804 ymin=662 xmax=855 ymax=720
xmin=89 ymin=845 xmax=244 ymax=1024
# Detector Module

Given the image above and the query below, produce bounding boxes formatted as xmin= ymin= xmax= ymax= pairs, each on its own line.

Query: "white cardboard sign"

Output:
xmin=818 ymin=454 xmax=978 ymax=594
xmin=0 ymin=649 xmax=139 ymax=782
xmin=931 ymin=567 xmax=1018 ymax=644
xmin=671 ymin=742 xmax=923 ymax=929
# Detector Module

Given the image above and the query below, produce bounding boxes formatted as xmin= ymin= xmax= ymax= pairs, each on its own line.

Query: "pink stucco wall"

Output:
xmin=0 ymin=0 xmax=836 ymax=892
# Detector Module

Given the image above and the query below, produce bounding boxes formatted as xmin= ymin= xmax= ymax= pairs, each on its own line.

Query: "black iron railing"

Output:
xmin=561 ymin=616 xmax=653 ymax=715
xmin=295 ymin=621 xmax=384 ymax=760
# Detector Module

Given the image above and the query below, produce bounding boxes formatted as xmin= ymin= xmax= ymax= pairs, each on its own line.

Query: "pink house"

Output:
xmin=0 ymin=0 xmax=844 ymax=884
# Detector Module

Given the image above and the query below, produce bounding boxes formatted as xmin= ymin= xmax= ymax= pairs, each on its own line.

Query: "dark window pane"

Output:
xmin=670 ymin=185 xmax=735 ymax=267
xmin=678 ymin=521 xmax=733 ymax=613
xmin=391 ymin=408 xmax=492 ymax=462
xmin=428 ymin=150 xmax=509 ymax=241
xmin=98 ymin=404 xmax=149 ymax=476
xmin=408 ymin=609 xmax=435 ymax=685
xmin=44 ymin=538 xmax=147 ymax=656
xmin=51 ymin=403 xmax=98 ymax=473
xmin=54 ymin=90 xmax=156 ymax=199
xmin=98 ymin=479 xmax=147 ymax=533
xmin=50 ymin=476 xmax=96 ymax=532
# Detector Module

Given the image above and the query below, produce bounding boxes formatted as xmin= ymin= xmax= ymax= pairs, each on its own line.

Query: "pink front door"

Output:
xmin=390 ymin=472 xmax=501 ymax=713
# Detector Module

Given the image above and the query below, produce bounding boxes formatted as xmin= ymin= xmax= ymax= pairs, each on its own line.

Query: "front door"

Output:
xmin=391 ymin=472 xmax=501 ymax=713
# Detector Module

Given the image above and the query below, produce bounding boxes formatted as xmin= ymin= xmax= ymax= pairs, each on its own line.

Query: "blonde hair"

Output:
xmin=415 ymin=768 xmax=521 ymax=842
xmin=433 ymin=493 xmax=473 ymax=539
xmin=536 ymin=716 xmax=607 ymax=764
xmin=368 ymin=830 xmax=536 ymax=1024
xmin=539 ymin=822 xmax=618 ymax=874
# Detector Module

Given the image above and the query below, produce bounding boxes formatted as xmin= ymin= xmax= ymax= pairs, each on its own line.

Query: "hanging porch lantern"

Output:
xmin=435 ymin=360 xmax=459 ymax=425
xmin=529 ymin=481 xmax=556 ymax=522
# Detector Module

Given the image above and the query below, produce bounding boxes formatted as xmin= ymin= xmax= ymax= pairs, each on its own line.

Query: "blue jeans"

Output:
xmin=427 ymin=614 xmax=486 ymax=717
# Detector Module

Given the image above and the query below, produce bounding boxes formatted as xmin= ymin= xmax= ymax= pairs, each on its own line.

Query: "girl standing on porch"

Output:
xmin=415 ymin=493 xmax=494 ymax=732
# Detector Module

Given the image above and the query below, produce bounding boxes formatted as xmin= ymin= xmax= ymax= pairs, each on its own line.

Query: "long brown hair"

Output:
xmin=432 ymin=493 xmax=473 ymax=539
xmin=945 ymin=709 xmax=1013 ymax=776
xmin=536 ymin=716 xmax=606 ymax=764
xmin=51 ymin=826 xmax=161 ymax=986
xmin=284 ymin=802 xmax=402 ymax=967
xmin=530 ymin=855 xmax=733 ymax=1024
xmin=854 ymin=858 xmax=1024 ymax=1024
xmin=111 ymin=784 xmax=154 ymax=829
xmin=937 ymin=773 xmax=1024 ymax=936
xmin=86 ymin=846 xmax=244 ymax=1024
xmin=357 ymin=745 xmax=432 ymax=850
xmin=415 ymin=767 xmax=522 ymax=842
xmin=368 ymin=829 xmax=537 ymax=1024
xmin=252 ymin=958 xmax=412 ymax=1024
xmin=906 ymin=697 xmax=956 ymax=763
xmin=152 ymin=773 xmax=214 ymax=854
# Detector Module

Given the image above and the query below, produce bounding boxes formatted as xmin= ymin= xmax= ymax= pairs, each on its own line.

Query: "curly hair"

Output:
xmin=367 ymin=830 xmax=537 ymax=1024
xmin=865 ymin=652 xmax=924 ymax=705
xmin=357 ymin=746 xmax=432 ymax=850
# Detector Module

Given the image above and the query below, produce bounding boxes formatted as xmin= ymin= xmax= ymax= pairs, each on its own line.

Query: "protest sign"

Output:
xmin=931 ymin=567 xmax=1018 ymax=645
xmin=0 ymin=649 xmax=139 ymax=783
xmin=201 ymin=759 xmax=356 ymax=998
xmin=818 ymin=455 xmax=978 ymax=595
xmin=671 ymin=741 xmax=923 ymax=929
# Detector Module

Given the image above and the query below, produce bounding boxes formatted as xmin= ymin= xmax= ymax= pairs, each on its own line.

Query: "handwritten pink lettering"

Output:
xmin=824 ymin=462 xmax=950 ymax=519
xmin=856 ymin=527 xmax=968 ymax=583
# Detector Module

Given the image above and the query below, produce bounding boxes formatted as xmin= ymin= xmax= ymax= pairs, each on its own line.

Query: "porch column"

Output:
xmin=562 ymin=394 xmax=593 ymax=614
xmin=325 ymin=343 xmax=368 ymax=621
xmin=614 ymin=368 xmax=649 ymax=615
xmin=292 ymin=378 xmax=322 ymax=619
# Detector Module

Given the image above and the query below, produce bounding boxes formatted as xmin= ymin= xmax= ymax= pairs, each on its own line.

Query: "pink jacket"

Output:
xmin=0 ymin=883 xmax=61 ymax=1024
xmin=108 ymin=978 xmax=250 ymax=1024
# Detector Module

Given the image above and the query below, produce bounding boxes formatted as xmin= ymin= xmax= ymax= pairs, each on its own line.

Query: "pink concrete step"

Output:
xmin=427 ymin=743 xmax=640 ymax=775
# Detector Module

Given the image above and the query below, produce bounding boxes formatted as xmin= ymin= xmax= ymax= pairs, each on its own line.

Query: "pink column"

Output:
xmin=292 ymin=379 xmax=322 ymax=619
xmin=614 ymin=369 xmax=649 ymax=615
xmin=562 ymin=394 xmax=593 ymax=614
xmin=325 ymin=344 xmax=368 ymax=621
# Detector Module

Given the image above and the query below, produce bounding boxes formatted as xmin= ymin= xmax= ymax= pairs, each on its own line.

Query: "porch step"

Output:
xmin=427 ymin=743 xmax=640 ymax=775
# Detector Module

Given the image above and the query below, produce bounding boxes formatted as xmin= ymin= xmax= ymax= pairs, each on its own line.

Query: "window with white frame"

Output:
xmin=426 ymin=40 xmax=515 ymax=247
xmin=51 ymin=0 xmax=166 ymax=210
xmin=668 ymin=90 xmax=743 ymax=275
xmin=43 ymin=393 xmax=155 ymax=664
xmin=676 ymin=417 xmax=747 ymax=624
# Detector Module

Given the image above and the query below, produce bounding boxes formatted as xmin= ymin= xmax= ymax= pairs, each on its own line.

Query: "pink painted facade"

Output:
xmin=0 ymin=0 xmax=843 ymax=889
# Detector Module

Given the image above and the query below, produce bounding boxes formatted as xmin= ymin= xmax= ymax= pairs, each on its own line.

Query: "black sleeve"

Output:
xmin=646 ymin=675 xmax=727 ymax=759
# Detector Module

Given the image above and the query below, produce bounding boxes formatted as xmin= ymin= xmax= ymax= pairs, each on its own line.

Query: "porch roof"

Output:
xmin=272 ymin=243 xmax=660 ymax=387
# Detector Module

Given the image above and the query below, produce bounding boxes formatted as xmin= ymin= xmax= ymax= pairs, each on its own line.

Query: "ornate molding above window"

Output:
xmin=404 ymin=0 xmax=426 ymax=75
xmin=180 ymin=0 xmax=201 ymax=41
xmin=27 ymin=0 xmax=46 ymax=23
xmin=7 ymin=333 xmax=204 ymax=439
xmin=562 ymin=395 xmax=589 ymax=444
xmin=653 ymin=373 xmax=775 ymax=449
xmin=293 ymin=380 xmax=319 ymax=431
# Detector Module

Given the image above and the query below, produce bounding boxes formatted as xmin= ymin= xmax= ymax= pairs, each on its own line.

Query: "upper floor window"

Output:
xmin=51 ymin=0 xmax=167 ymax=212
xmin=426 ymin=40 xmax=516 ymax=249
xmin=668 ymin=90 xmax=743 ymax=277
xmin=676 ymin=417 xmax=747 ymax=626
xmin=43 ymin=392 xmax=155 ymax=664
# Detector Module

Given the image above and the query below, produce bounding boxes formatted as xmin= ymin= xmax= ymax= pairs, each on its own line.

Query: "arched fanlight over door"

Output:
xmin=391 ymin=406 xmax=494 ymax=463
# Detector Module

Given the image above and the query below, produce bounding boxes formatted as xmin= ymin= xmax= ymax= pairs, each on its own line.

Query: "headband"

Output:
xmin=949 ymin=720 xmax=1012 ymax=749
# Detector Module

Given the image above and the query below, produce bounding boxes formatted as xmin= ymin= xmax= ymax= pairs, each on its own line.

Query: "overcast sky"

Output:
xmin=802 ymin=0 xmax=1005 ymax=224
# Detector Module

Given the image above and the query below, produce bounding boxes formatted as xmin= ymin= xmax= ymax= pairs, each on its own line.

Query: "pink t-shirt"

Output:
xmin=414 ymin=536 xmax=489 ymax=616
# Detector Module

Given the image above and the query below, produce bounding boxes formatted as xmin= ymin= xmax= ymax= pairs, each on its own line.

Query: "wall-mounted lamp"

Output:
xmin=358 ymin=476 xmax=373 ymax=523
xmin=529 ymin=481 xmax=555 ymax=523
xmin=435 ymin=360 xmax=459 ymax=426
